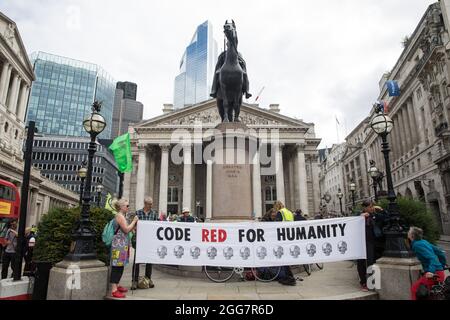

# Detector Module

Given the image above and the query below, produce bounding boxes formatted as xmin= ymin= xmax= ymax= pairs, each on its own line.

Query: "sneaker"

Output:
xmin=146 ymin=277 xmax=155 ymax=288
xmin=117 ymin=286 xmax=128 ymax=293
xmin=111 ymin=291 xmax=126 ymax=299
xmin=361 ymin=284 xmax=369 ymax=292
xmin=131 ymin=282 xmax=138 ymax=290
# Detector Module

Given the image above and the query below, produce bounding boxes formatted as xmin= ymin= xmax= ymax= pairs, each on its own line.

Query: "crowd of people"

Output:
xmin=0 ymin=219 xmax=37 ymax=280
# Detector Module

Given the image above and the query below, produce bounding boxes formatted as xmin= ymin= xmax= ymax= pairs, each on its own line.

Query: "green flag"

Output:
xmin=104 ymin=193 xmax=115 ymax=213
xmin=109 ymin=132 xmax=133 ymax=173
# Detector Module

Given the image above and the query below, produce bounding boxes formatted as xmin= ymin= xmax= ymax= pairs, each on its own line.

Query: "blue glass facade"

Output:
xmin=27 ymin=52 xmax=115 ymax=138
xmin=174 ymin=21 xmax=218 ymax=109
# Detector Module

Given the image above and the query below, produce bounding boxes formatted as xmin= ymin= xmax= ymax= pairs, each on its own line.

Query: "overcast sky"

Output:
xmin=2 ymin=0 xmax=437 ymax=147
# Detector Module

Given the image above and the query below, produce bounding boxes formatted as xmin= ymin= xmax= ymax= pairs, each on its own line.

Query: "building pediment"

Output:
xmin=0 ymin=12 xmax=35 ymax=80
xmin=135 ymin=100 xmax=313 ymax=133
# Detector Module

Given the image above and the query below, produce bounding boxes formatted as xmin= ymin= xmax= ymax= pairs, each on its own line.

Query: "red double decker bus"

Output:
xmin=0 ymin=179 xmax=20 ymax=247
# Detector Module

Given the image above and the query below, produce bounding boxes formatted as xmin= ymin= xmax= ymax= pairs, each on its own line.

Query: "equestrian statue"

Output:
xmin=210 ymin=20 xmax=252 ymax=123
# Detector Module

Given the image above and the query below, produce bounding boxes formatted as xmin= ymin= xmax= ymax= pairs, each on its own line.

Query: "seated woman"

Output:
xmin=408 ymin=226 xmax=447 ymax=300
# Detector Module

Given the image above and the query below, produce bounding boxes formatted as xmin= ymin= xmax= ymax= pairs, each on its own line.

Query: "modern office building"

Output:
xmin=173 ymin=21 xmax=218 ymax=109
xmin=26 ymin=51 xmax=116 ymax=138
xmin=31 ymin=135 xmax=119 ymax=206
xmin=111 ymin=81 xmax=143 ymax=137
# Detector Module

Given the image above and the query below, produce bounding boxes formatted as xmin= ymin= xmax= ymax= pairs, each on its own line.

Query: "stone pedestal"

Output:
xmin=210 ymin=122 xmax=257 ymax=220
xmin=374 ymin=257 xmax=422 ymax=300
xmin=47 ymin=259 xmax=108 ymax=300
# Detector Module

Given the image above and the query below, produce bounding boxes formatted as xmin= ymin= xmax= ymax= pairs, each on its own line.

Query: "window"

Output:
xmin=265 ymin=186 xmax=277 ymax=213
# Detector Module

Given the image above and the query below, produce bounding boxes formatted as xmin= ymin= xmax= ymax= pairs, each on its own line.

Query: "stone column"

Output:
xmin=402 ymin=106 xmax=412 ymax=152
xmin=0 ymin=62 xmax=10 ymax=103
xmin=311 ymin=156 xmax=321 ymax=213
xmin=406 ymin=99 xmax=418 ymax=147
xmin=206 ymin=160 xmax=213 ymax=221
xmin=17 ymin=84 xmax=29 ymax=122
xmin=135 ymin=145 xmax=147 ymax=210
xmin=275 ymin=143 xmax=285 ymax=204
xmin=0 ymin=65 xmax=12 ymax=105
xmin=182 ymin=144 xmax=192 ymax=210
xmin=147 ymin=147 xmax=156 ymax=200
xmin=288 ymin=156 xmax=295 ymax=210
xmin=252 ymin=149 xmax=262 ymax=219
xmin=398 ymin=110 xmax=408 ymax=156
xmin=297 ymin=144 xmax=309 ymax=213
xmin=8 ymin=75 xmax=21 ymax=115
xmin=158 ymin=144 xmax=170 ymax=214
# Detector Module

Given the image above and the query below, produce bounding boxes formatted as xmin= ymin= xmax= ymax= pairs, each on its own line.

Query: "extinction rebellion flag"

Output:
xmin=109 ymin=132 xmax=133 ymax=173
xmin=136 ymin=217 xmax=366 ymax=267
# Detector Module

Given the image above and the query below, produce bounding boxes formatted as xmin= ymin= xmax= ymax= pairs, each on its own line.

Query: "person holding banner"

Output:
xmin=356 ymin=200 xmax=387 ymax=292
xmin=273 ymin=201 xmax=297 ymax=286
xmin=132 ymin=197 xmax=158 ymax=290
xmin=177 ymin=208 xmax=195 ymax=223
xmin=109 ymin=199 xmax=138 ymax=299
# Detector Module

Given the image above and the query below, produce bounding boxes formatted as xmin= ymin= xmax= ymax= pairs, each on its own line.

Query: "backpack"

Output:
xmin=102 ymin=218 xmax=119 ymax=247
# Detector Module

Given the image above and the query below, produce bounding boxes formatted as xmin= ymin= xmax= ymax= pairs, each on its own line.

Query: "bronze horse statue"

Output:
xmin=216 ymin=20 xmax=246 ymax=123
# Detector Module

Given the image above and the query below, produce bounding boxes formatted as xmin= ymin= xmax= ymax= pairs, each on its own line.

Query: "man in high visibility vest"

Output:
xmin=273 ymin=201 xmax=296 ymax=286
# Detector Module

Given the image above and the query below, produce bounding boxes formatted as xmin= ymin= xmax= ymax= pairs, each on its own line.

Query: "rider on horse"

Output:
xmin=210 ymin=23 xmax=251 ymax=100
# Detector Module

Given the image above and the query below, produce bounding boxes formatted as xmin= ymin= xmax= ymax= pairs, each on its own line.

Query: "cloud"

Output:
xmin=2 ymin=0 xmax=436 ymax=147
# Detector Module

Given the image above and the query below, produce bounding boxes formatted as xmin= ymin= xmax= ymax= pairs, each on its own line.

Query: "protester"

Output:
xmin=294 ymin=209 xmax=307 ymax=221
xmin=23 ymin=226 xmax=37 ymax=276
xmin=1 ymin=219 xmax=17 ymax=279
xmin=262 ymin=209 xmax=275 ymax=222
xmin=177 ymin=208 xmax=195 ymax=223
xmin=273 ymin=201 xmax=296 ymax=286
xmin=109 ymin=199 xmax=138 ymax=298
xmin=356 ymin=199 xmax=387 ymax=292
xmin=132 ymin=197 xmax=158 ymax=290
xmin=408 ymin=227 xmax=447 ymax=300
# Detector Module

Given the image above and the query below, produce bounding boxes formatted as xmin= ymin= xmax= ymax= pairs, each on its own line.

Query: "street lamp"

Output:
xmin=349 ymin=179 xmax=356 ymax=210
xmin=67 ymin=101 xmax=106 ymax=261
xmin=370 ymin=107 xmax=411 ymax=258
xmin=337 ymin=188 xmax=344 ymax=216
xmin=77 ymin=161 xmax=87 ymax=206
xmin=368 ymin=160 xmax=383 ymax=202
xmin=96 ymin=184 xmax=104 ymax=207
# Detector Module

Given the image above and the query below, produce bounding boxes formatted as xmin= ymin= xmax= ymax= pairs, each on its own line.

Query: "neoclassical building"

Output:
xmin=0 ymin=11 xmax=78 ymax=226
xmin=124 ymin=100 xmax=321 ymax=220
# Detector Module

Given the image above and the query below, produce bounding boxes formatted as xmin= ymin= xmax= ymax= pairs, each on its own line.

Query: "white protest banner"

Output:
xmin=135 ymin=217 xmax=366 ymax=267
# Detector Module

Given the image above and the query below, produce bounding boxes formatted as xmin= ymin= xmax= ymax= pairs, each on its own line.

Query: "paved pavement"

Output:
xmin=112 ymin=250 xmax=377 ymax=300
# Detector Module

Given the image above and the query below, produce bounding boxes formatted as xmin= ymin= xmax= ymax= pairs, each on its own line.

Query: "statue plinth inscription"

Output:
xmin=211 ymin=122 xmax=254 ymax=220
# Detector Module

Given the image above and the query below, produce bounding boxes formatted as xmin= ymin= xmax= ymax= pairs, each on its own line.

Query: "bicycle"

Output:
xmin=302 ymin=263 xmax=324 ymax=276
xmin=417 ymin=270 xmax=450 ymax=300
xmin=203 ymin=266 xmax=281 ymax=283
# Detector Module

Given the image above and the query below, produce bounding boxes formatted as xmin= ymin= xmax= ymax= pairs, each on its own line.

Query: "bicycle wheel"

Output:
xmin=303 ymin=264 xmax=312 ymax=276
xmin=251 ymin=266 xmax=281 ymax=282
xmin=203 ymin=266 xmax=235 ymax=283
xmin=316 ymin=263 xmax=324 ymax=270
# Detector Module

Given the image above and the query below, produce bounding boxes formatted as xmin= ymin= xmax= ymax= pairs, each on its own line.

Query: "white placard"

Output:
xmin=136 ymin=217 xmax=366 ymax=267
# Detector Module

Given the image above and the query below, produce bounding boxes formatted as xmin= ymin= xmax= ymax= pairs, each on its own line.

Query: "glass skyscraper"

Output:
xmin=174 ymin=21 xmax=218 ymax=109
xmin=27 ymin=52 xmax=115 ymax=138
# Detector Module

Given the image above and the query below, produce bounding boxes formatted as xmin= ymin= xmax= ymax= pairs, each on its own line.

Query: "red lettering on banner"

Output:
xmin=202 ymin=229 xmax=209 ymax=242
xmin=219 ymin=229 xmax=227 ymax=242
xmin=201 ymin=229 xmax=227 ymax=242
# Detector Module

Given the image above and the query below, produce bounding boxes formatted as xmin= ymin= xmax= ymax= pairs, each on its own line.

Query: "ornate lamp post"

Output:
xmin=96 ymin=184 xmax=104 ymax=207
xmin=337 ymin=188 xmax=344 ymax=216
xmin=349 ymin=179 xmax=356 ymax=210
xmin=77 ymin=161 xmax=87 ymax=206
xmin=370 ymin=108 xmax=412 ymax=258
xmin=66 ymin=101 xmax=106 ymax=261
